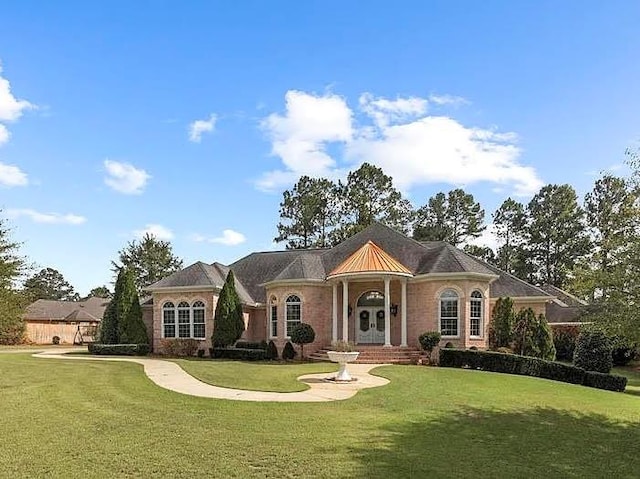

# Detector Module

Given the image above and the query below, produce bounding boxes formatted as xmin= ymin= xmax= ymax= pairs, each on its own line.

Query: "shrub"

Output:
xmin=197 ymin=349 xmax=205 ymax=358
xmin=266 ymin=340 xmax=279 ymax=360
xmin=159 ymin=338 xmax=200 ymax=357
xmin=52 ymin=335 xmax=60 ymax=345
xmin=610 ymin=336 xmax=637 ymax=366
xmin=290 ymin=323 xmax=315 ymax=359
xmin=513 ymin=308 xmax=538 ymax=357
xmin=88 ymin=343 xmax=149 ymax=356
xmin=583 ymin=371 xmax=627 ymax=392
xmin=418 ymin=331 xmax=441 ymax=354
xmin=209 ymin=347 xmax=265 ymax=361
xmin=212 ymin=271 xmax=245 ymax=348
xmin=574 ymin=330 xmax=613 ymax=373
xmin=439 ymin=348 xmax=625 ymax=391
xmin=552 ymin=325 xmax=580 ymax=361
xmin=330 ymin=340 xmax=356 ymax=352
xmin=489 ymin=297 xmax=515 ymax=349
xmin=282 ymin=341 xmax=297 ymax=360
xmin=235 ymin=341 xmax=267 ymax=350
xmin=534 ymin=314 xmax=556 ymax=361
xmin=469 ymin=346 xmax=478 ymax=351
xmin=496 ymin=346 xmax=513 ymax=354
xmin=444 ymin=342 xmax=454 ymax=348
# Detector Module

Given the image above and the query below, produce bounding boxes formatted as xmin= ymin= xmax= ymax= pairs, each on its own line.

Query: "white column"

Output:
xmin=384 ymin=277 xmax=391 ymax=347
xmin=401 ymin=279 xmax=408 ymax=347
xmin=342 ymin=280 xmax=349 ymax=342
xmin=332 ymin=282 xmax=338 ymax=343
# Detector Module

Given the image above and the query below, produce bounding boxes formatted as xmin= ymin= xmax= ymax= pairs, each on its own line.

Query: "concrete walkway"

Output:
xmin=32 ymin=349 xmax=390 ymax=402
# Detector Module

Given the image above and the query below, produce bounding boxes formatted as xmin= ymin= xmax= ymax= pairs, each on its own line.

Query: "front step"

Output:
xmin=309 ymin=345 xmax=421 ymax=364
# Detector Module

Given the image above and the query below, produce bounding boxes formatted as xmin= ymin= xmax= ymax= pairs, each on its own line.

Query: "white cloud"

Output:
xmin=0 ymin=63 xmax=34 ymax=123
xmin=0 ymin=124 xmax=9 ymax=146
xmin=428 ymin=93 xmax=468 ymax=106
xmin=103 ymin=159 xmax=150 ymax=195
xmin=133 ymin=224 xmax=174 ymax=240
xmin=0 ymin=161 xmax=28 ymax=187
xmin=465 ymin=223 xmax=499 ymax=252
xmin=258 ymin=90 xmax=543 ymax=197
xmin=6 ymin=208 xmax=86 ymax=225
xmin=188 ymin=114 xmax=217 ymax=143
xmin=191 ymin=229 xmax=246 ymax=246
xmin=257 ymin=90 xmax=353 ymax=191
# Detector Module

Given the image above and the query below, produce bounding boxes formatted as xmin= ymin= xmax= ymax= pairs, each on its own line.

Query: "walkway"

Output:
xmin=32 ymin=349 xmax=390 ymax=402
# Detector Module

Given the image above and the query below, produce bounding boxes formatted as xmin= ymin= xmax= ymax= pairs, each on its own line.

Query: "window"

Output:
xmin=285 ymin=294 xmax=301 ymax=337
xmin=163 ymin=302 xmax=176 ymax=338
xmin=439 ymin=289 xmax=459 ymax=337
xmin=269 ymin=296 xmax=278 ymax=338
xmin=178 ymin=301 xmax=191 ymax=338
xmin=470 ymin=291 xmax=483 ymax=337
xmin=192 ymin=301 xmax=206 ymax=339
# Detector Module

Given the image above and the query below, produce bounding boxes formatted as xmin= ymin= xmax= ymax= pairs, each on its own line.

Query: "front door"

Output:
xmin=357 ymin=308 xmax=385 ymax=344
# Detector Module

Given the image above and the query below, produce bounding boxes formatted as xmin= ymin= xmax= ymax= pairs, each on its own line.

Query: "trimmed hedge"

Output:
xmin=209 ymin=347 xmax=266 ymax=361
xmin=439 ymin=348 xmax=626 ymax=392
xmin=235 ymin=341 xmax=267 ymax=350
xmin=583 ymin=370 xmax=628 ymax=392
xmin=88 ymin=343 xmax=150 ymax=356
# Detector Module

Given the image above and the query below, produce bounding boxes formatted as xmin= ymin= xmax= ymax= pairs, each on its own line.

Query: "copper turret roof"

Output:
xmin=327 ymin=240 xmax=412 ymax=278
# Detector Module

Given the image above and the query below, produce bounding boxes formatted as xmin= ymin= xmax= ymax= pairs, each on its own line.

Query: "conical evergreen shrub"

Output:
xmin=489 ymin=297 xmax=515 ymax=349
xmin=212 ymin=271 xmax=245 ymax=347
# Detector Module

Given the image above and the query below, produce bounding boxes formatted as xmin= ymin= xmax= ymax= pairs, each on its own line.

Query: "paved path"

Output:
xmin=32 ymin=349 xmax=390 ymax=402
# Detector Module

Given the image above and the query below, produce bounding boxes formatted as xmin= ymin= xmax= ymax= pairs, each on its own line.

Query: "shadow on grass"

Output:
xmin=348 ymin=407 xmax=640 ymax=478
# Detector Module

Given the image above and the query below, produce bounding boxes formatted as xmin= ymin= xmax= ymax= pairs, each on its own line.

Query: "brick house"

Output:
xmin=145 ymin=222 xmax=553 ymax=357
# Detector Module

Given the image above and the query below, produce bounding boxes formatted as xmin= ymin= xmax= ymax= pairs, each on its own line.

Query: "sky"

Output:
xmin=1 ymin=1 xmax=639 ymax=295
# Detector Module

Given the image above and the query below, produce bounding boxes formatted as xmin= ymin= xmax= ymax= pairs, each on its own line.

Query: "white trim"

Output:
xmin=384 ymin=277 xmax=391 ymax=347
xmin=332 ymin=283 xmax=338 ymax=342
xmin=284 ymin=294 xmax=302 ymax=339
xmin=342 ymin=280 xmax=349 ymax=341
xmin=268 ymin=299 xmax=278 ymax=339
xmin=401 ymin=280 xmax=407 ymax=347
xmin=469 ymin=290 xmax=483 ymax=339
xmin=146 ymin=285 xmax=217 ymax=293
xmin=438 ymin=288 xmax=460 ymax=338
xmin=262 ymin=279 xmax=327 ymax=288
xmin=326 ymin=271 xmax=412 ymax=281
xmin=412 ymin=272 xmax=499 ymax=283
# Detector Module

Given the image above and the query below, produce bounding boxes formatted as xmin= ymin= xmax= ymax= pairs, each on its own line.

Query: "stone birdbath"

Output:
xmin=327 ymin=344 xmax=360 ymax=382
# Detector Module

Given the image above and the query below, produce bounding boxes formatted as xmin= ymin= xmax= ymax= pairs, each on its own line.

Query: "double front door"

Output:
xmin=357 ymin=308 xmax=385 ymax=344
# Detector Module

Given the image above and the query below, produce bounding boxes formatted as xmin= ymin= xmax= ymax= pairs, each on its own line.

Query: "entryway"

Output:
xmin=356 ymin=291 xmax=385 ymax=344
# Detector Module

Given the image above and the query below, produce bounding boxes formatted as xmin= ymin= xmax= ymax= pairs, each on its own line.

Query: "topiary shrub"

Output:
xmin=552 ymin=325 xmax=580 ymax=361
xmin=290 ymin=323 xmax=315 ymax=359
xmin=160 ymin=338 xmax=200 ymax=357
xmin=574 ymin=330 xmax=613 ymax=373
xmin=444 ymin=342 xmax=454 ymax=349
xmin=282 ymin=341 xmax=297 ymax=360
xmin=88 ymin=343 xmax=149 ymax=356
xmin=418 ymin=331 xmax=441 ymax=364
xmin=266 ymin=340 xmax=279 ymax=360
xmin=212 ymin=271 xmax=245 ymax=348
xmin=52 ymin=335 xmax=60 ymax=345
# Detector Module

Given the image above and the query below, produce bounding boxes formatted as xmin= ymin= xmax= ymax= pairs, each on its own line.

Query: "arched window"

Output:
xmin=470 ymin=291 xmax=483 ymax=338
xmin=285 ymin=295 xmax=301 ymax=337
xmin=439 ymin=289 xmax=459 ymax=337
xmin=177 ymin=301 xmax=191 ymax=338
xmin=269 ymin=296 xmax=278 ymax=338
xmin=192 ymin=301 xmax=206 ymax=339
xmin=163 ymin=302 xmax=176 ymax=338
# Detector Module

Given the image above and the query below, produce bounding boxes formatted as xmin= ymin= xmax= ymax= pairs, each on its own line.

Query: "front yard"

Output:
xmin=1 ymin=352 xmax=639 ymax=478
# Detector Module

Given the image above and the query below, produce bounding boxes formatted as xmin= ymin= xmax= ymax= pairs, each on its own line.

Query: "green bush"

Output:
xmin=438 ymin=348 xmax=625 ymax=392
xmin=197 ymin=349 xmax=205 ymax=358
xmin=552 ymin=325 xmax=580 ymax=361
xmin=574 ymin=330 xmax=613 ymax=373
xmin=418 ymin=331 xmax=441 ymax=353
xmin=610 ymin=336 xmax=637 ymax=366
xmin=235 ymin=341 xmax=267 ymax=350
xmin=212 ymin=271 xmax=245 ymax=348
xmin=266 ymin=340 xmax=279 ymax=360
xmin=88 ymin=343 xmax=149 ymax=356
xmin=444 ymin=342 xmax=454 ymax=348
xmin=282 ymin=341 xmax=297 ymax=360
xmin=583 ymin=371 xmax=627 ymax=392
xmin=52 ymin=335 xmax=60 ymax=345
xmin=159 ymin=338 xmax=200 ymax=357
xmin=209 ymin=347 xmax=266 ymax=361
xmin=489 ymin=297 xmax=515 ymax=349
xmin=290 ymin=323 xmax=315 ymax=359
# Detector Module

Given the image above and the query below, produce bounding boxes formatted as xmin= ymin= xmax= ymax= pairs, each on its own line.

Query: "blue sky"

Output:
xmin=1 ymin=1 xmax=639 ymax=295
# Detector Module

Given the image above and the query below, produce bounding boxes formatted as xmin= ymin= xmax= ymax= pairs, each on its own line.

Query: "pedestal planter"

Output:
xmin=327 ymin=351 xmax=360 ymax=382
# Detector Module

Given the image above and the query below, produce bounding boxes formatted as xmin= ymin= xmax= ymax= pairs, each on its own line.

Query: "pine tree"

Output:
xmin=513 ymin=308 xmax=538 ymax=357
xmin=0 ymin=212 xmax=28 ymax=344
xmin=493 ymin=198 xmax=529 ymax=277
xmin=99 ymin=299 xmax=119 ymax=344
xmin=489 ymin=297 xmax=515 ymax=349
xmin=534 ymin=314 xmax=556 ymax=361
xmin=99 ymin=268 xmax=148 ymax=345
xmin=212 ymin=271 xmax=245 ymax=347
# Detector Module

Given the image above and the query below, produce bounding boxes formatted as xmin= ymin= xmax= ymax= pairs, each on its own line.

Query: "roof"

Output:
xmin=540 ymin=284 xmax=588 ymax=307
xmin=150 ymin=222 xmax=552 ymax=304
xmin=24 ymin=297 xmax=108 ymax=322
xmin=328 ymin=241 xmax=412 ymax=278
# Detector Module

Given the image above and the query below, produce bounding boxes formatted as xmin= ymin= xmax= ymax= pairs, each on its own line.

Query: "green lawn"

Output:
xmin=1 ymin=353 xmax=639 ymax=478
xmin=173 ymin=359 xmax=338 ymax=392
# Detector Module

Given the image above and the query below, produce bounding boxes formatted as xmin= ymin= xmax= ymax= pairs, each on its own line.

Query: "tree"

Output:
xmin=86 ymin=286 xmax=112 ymax=299
xmin=274 ymin=176 xmax=340 ymax=249
xmin=574 ymin=330 xmax=613 ymax=373
xmin=99 ymin=268 xmax=148 ymax=345
xmin=115 ymin=233 xmax=183 ymax=294
xmin=526 ymin=184 xmax=590 ymax=288
xmin=290 ymin=323 xmax=315 ymax=359
xmin=413 ymin=189 xmax=485 ymax=245
xmin=493 ymin=198 xmax=529 ymax=277
xmin=488 ymin=297 xmax=515 ymax=349
xmin=0 ymin=213 xmax=28 ymax=344
xmin=212 ymin=271 xmax=245 ymax=347
xmin=334 ymin=163 xmax=413 ymax=242
xmin=23 ymin=267 xmax=77 ymax=301
xmin=534 ymin=314 xmax=556 ymax=361
xmin=513 ymin=308 xmax=538 ymax=357
xmin=462 ymin=245 xmax=496 ymax=264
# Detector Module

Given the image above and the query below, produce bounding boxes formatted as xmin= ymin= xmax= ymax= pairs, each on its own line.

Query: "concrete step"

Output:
xmin=310 ymin=346 xmax=421 ymax=364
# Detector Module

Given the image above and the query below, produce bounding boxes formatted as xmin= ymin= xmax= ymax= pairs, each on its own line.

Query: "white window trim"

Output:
xmin=162 ymin=302 xmax=176 ymax=339
xmin=161 ymin=300 xmax=207 ymax=340
xmin=269 ymin=297 xmax=278 ymax=339
xmin=439 ymin=290 xmax=460 ymax=339
xmin=285 ymin=294 xmax=302 ymax=339
xmin=469 ymin=291 xmax=483 ymax=339
xmin=192 ymin=301 xmax=206 ymax=340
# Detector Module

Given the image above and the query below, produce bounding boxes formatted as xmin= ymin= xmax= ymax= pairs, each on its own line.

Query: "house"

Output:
xmin=540 ymin=284 xmax=587 ymax=326
xmin=145 ymin=222 xmax=554 ymax=359
xmin=23 ymin=297 xmax=108 ymax=344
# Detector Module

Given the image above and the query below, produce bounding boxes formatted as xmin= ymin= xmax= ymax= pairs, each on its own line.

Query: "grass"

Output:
xmin=173 ymin=359 xmax=338 ymax=392
xmin=1 ymin=353 xmax=639 ymax=478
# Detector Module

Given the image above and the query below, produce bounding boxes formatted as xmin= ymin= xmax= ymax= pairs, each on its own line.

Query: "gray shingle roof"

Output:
xmin=25 ymin=297 xmax=108 ymax=322
xmin=146 ymin=261 xmax=225 ymax=289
